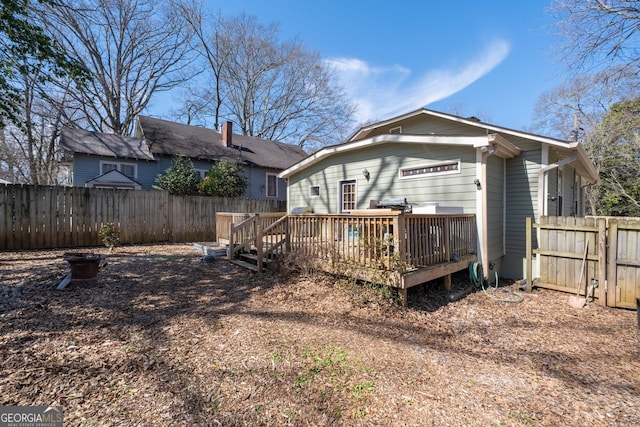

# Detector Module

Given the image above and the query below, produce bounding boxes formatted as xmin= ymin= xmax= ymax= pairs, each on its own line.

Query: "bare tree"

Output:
xmin=551 ymin=0 xmax=640 ymax=76
xmin=37 ymin=0 xmax=195 ymax=135
xmin=176 ymin=7 xmax=355 ymax=150
xmin=0 ymin=71 xmax=72 ymax=185
xmin=532 ymin=68 xmax=640 ymax=214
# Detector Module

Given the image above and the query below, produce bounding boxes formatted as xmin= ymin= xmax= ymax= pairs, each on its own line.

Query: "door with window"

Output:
xmin=339 ymin=180 xmax=356 ymax=213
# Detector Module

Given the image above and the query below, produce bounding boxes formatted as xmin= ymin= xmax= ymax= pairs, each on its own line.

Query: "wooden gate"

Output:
xmin=526 ymin=216 xmax=640 ymax=309
xmin=607 ymin=219 xmax=640 ymax=309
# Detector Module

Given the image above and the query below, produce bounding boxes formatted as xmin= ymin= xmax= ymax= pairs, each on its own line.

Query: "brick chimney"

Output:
xmin=221 ymin=121 xmax=232 ymax=147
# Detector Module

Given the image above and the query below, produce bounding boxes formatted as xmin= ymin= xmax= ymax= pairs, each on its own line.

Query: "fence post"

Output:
xmin=597 ymin=218 xmax=607 ymax=306
xmin=607 ymin=219 xmax=618 ymax=307
xmin=526 ymin=217 xmax=533 ymax=292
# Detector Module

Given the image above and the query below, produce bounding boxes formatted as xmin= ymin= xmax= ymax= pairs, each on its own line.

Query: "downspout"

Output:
xmin=477 ymin=144 xmax=497 ymax=279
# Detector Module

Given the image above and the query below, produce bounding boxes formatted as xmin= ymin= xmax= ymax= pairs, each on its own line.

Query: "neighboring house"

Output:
xmin=278 ymin=108 xmax=600 ymax=279
xmin=59 ymin=116 xmax=307 ymax=200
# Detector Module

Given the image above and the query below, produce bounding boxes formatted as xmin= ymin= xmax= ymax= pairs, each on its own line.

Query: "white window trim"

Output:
xmin=337 ymin=179 xmax=357 ymax=213
xmin=398 ymin=159 xmax=461 ymax=180
xmin=266 ymin=172 xmax=278 ymax=198
xmin=100 ymin=160 xmax=137 ymax=179
xmin=309 ymin=185 xmax=320 ymax=198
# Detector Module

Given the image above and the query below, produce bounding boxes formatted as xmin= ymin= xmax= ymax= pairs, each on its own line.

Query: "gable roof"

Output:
xmin=280 ymin=108 xmax=599 ymax=183
xmin=349 ymin=108 xmax=573 ymax=147
xmin=85 ymin=169 xmax=142 ymax=189
xmin=59 ymin=128 xmax=154 ymax=161
xmin=136 ymin=116 xmax=307 ymax=170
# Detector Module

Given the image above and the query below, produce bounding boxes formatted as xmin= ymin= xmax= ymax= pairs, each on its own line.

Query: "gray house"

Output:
xmin=60 ymin=116 xmax=307 ymax=200
xmin=278 ymin=108 xmax=599 ymax=279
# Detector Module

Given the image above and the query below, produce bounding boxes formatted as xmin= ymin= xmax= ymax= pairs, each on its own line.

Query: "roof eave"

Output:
xmin=278 ymin=134 xmax=490 ymax=178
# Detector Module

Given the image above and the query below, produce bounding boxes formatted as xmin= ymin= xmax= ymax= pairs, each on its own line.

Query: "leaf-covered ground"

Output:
xmin=1 ymin=244 xmax=638 ymax=426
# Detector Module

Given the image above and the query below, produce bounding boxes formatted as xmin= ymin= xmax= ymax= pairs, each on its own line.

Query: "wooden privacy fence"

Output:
xmin=526 ymin=215 xmax=640 ymax=309
xmin=0 ymin=184 xmax=286 ymax=250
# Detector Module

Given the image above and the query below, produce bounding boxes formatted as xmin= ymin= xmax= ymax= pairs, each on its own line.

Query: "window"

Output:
xmin=310 ymin=186 xmax=320 ymax=197
xmin=340 ymin=180 xmax=356 ymax=213
xmin=100 ymin=161 xmax=137 ymax=178
xmin=266 ymin=173 xmax=278 ymax=198
xmin=196 ymin=169 xmax=208 ymax=179
xmin=399 ymin=160 xmax=460 ymax=179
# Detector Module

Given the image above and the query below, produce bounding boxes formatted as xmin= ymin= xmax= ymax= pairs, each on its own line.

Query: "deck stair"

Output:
xmin=231 ymin=251 xmax=273 ymax=272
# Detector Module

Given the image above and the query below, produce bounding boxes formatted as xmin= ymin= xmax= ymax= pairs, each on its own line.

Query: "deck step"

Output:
xmin=239 ymin=253 xmax=272 ymax=264
xmin=230 ymin=259 xmax=259 ymax=272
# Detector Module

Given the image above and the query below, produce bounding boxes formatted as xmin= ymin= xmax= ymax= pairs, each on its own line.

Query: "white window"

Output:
xmin=310 ymin=185 xmax=320 ymax=198
xmin=101 ymin=161 xmax=137 ymax=178
xmin=340 ymin=180 xmax=356 ymax=213
xmin=266 ymin=173 xmax=278 ymax=198
xmin=399 ymin=160 xmax=460 ymax=180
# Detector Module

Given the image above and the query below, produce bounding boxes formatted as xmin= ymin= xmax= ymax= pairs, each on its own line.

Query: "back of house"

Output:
xmin=279 ymin=108 xmax=599 ymax=279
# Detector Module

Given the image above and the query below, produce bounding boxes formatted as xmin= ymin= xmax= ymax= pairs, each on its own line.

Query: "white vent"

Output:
xmin=389 ymin=126 xmax=402 ymax=134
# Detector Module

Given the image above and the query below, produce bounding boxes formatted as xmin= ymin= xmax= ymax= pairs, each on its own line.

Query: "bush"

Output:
xmin=199 ymin=160 xmax=248 ymax=197
xmin=155 ymin=156 xmax=201 ymax=195
xmin=99 ymin=223 xmax=120 ymax=252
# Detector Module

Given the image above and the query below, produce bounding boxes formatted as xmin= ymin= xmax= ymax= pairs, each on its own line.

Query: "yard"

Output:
xmin=1 ymin=244 xmax=638 ymax=426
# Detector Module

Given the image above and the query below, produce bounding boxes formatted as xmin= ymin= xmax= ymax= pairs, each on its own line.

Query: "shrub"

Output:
xmin=198 ymin=160 xmax=247 ymax=197
xmin=99 ymin=223 xmax=120 ymax=252
xmin=155 ymin=156 xmax=201 ymax=195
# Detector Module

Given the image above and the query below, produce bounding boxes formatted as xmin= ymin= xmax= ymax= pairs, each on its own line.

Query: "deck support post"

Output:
xmin=398 ymin=288 xmax=408 ymax=307
xmin=444 ymin=274 xmax=452 ymax=292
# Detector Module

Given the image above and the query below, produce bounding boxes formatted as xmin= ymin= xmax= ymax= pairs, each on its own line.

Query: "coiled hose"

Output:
xmin=469 ymin=261 xmax=523 ymax=303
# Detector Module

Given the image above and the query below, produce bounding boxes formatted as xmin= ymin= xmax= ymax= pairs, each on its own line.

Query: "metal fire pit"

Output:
xmin=63 ymin=253 xmax=106 ymax=287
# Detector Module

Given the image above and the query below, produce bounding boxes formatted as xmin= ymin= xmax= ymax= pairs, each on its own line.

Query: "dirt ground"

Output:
xmin=1 ymin=244 xmax=638 ymax=426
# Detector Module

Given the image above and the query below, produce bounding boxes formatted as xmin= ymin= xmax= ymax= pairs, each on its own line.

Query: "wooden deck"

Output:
xmin=219 ymin=211 xmax=477 ymax=305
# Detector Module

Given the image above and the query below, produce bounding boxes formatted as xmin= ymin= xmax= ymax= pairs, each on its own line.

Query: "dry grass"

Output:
xmin=1 ymin=244 xmax=639 ymax=426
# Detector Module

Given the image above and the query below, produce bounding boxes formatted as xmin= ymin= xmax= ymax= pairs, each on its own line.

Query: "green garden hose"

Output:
xmin=469 ymin=261 xmax=523 ymax=303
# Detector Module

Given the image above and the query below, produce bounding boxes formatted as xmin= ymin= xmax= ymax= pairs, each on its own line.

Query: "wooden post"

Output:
xmin=597 ymin=218 xmax=607 ymax=306
xmin=607 ymin=219 xmax=618 ymax=308
xmin=228 ymin=222 xmax=234 ymax=259
xmin=395 ymin=214 xmax=407 ymax=265
xmin=398 ymin=288 xmax=408 ymax=307
xmin=444 ymin=274 xmax=452 ymax=292
xmin=526 ymin=217 xmax=533 ymax=292
xmin=256 ymin=215 xmax=263 ymax=273
xmin=444 ymin=216 xmax=451 ymax=265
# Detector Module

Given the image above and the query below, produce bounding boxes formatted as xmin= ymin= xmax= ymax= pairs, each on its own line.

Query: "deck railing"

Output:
xmin=217 ymin=212 xmax=285 ymax=242
xmin=223 ymin=211 xmax=476 ymax=279
xmin=401 ymin=214 xmax=476 ymax=267
xmin=277 ymin=212 xmax=476 ymax=272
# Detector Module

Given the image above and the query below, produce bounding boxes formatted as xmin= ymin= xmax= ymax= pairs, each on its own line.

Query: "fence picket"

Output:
xmin=0 ymin=184 xmax=285 ymax=250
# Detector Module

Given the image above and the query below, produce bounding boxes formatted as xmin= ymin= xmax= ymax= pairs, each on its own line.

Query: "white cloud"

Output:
xmin=327 ymin=39 xmax=511 ymax=123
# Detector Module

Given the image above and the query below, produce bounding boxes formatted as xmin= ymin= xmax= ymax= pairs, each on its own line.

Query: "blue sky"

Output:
xmin=192 ymin=0 xmax=561 ymax=131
